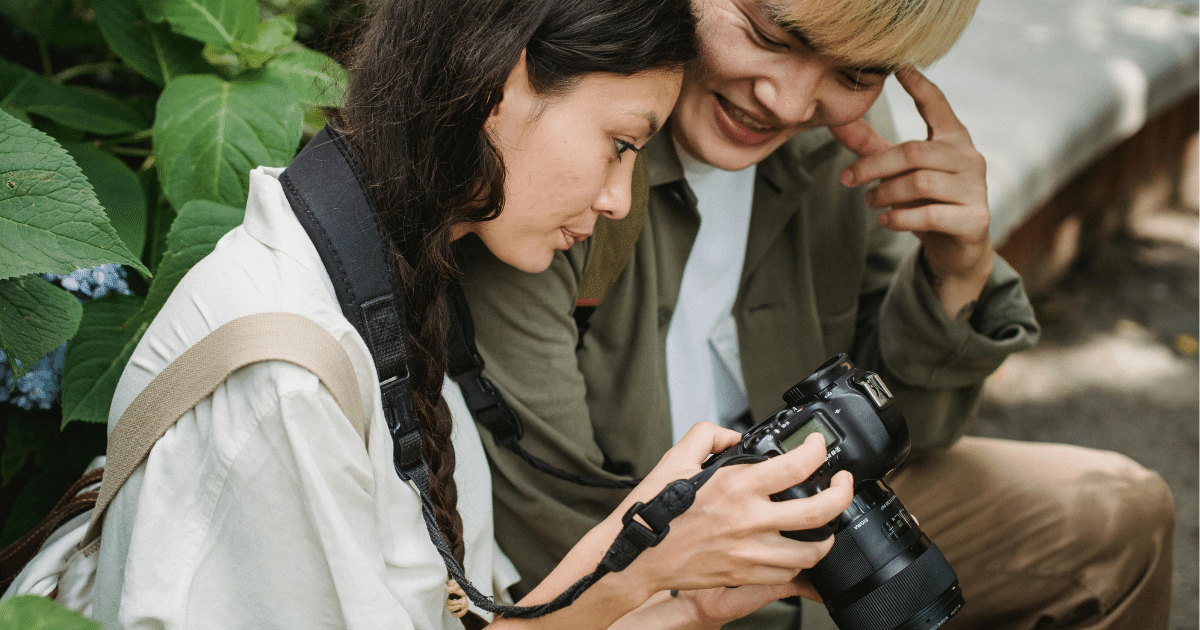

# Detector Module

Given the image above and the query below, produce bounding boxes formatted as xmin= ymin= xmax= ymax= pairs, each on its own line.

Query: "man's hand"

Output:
xmin=831 ymin=67 xmax=994 ymax=321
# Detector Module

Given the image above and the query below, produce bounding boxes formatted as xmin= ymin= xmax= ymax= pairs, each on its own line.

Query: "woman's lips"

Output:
xmin=560 ymin=227 xmax=591 ymax=249
xmin=712 ymin=95 xmax=779 ymax=146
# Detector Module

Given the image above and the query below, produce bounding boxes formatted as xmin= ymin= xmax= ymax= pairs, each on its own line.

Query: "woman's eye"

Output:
xmin=614 ymin=139 xmax=637 ymax=159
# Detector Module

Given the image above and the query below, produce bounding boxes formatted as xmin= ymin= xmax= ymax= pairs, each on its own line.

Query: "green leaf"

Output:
xmin=132 ymin=198 xmax=243 ymax=327
xmin=1 ymin=408 xmax=53 ymax=486
xmin=60 ymin=293 xmax=146 ymax=427
xmin=232 ymin=15 xmax=297 ymax=68
xmin=160 ymin=0 xmax=257 ymax=49
xmin=0 ymin=0 xmax=63 ymax=42
xmin=0 ymin=275 xmax=82 ymax=379
xmin=61 ymin=142 xmax=148 ymax=262
xmin=140 ymin=167 xmax=174 ymax=278
xmin=265 ymin=44 xmax=345 ymax=107
xmin=92 ymin=0 xmax=212 ymax=86
xmin=0 ymin=595 xmax=100 ymax=630
xmin=0 ymin=412 xmax=105 ymax=546
xmin=140 ymin=0 xmax=165 ymax=22
xmin=0 ymin=109 xmax=149 ymax=280
xmin=154 ymin=73 xmax=301 ymax=209
xmin=0 ymin=60 xmax=146 ymax=135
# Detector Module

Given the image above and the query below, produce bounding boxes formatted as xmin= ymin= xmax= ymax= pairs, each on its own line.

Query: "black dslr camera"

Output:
xmin=703 ymin=354 xmax=965 ymax=630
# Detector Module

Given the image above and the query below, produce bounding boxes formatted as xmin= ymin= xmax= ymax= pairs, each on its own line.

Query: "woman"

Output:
xmin=94 ymin=0 xmax=853 ymax=628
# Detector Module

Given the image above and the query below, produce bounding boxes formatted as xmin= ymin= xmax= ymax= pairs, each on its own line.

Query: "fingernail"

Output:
xmin=841 ymin=170 xmax=854 ymax=187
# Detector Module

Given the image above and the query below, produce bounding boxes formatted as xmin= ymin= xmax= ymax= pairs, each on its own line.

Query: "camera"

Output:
xmin=704 ymin=354 xmax=965 ymax=630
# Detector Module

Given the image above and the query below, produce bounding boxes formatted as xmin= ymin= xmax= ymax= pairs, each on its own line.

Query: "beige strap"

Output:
xmin=84 ymin=312 xmax=365 ymax=544
xmin=577 ymin=150 xmax=650 ymax=306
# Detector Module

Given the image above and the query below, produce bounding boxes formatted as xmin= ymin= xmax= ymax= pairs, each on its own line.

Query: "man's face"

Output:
xmin=673 ymin=0 xmax=891 ymax=170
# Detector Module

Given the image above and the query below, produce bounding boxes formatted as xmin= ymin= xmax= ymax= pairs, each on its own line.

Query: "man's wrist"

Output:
xmin=918 ymin=248 xmax=993 ymax=322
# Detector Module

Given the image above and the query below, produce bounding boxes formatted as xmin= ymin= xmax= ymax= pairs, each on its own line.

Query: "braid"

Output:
xmin=404 ymin=274 xmax=469 ymax=563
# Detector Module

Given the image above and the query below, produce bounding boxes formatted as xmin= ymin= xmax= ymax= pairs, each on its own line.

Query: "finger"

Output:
xmin=878 ymin=203 xmax=990 ymax=236
xmin=771 ymin=470 xmax=855 ymax=533
xmin=895 ymin=67 xmax=969 ymax=142
xmin=792 ymin=573 xmax=822 ymax=603
xmin=747 ymin=433 xmax=829 ymax=494
xmin=830 ymin=117 xmax=892 ymax=160
xmin=843 ymin=139 xmax=967 ymax=187
xmin=864 ymin=169 xmax=977 ymax=209
xmin=676 ymin=421 xmax=744 ymax=458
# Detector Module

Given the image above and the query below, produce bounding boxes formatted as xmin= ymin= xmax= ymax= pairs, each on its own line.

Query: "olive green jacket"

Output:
xmin=456 ymin=105 xmax=1040 ymax=594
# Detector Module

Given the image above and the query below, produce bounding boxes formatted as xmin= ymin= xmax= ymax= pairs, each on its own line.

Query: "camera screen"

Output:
xmin=779 ymin=416 xmax=835 ymax=452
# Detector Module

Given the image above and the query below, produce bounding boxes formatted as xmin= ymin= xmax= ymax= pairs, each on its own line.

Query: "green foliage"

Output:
xmin=154 ymin=72 xmax=301 ymax=208
xmin=0 ymin=110 xmax=147 ymax=281
xmin=0 ymin=1 xmax=346 ymax=620
xmin=133 ymin=199 xmax=244 ymax=326
xmin=0 ymin=275 xmax=82 ymax=378
xmin=60 ymin=294 xmax=146 ymax=427
xmin=62 ymin=142 xmax=148 ymax=260
xmin=92 ymin=0 xmax=213 ymax=86
xmin=0 ymin=595 xmax=99 ymax=630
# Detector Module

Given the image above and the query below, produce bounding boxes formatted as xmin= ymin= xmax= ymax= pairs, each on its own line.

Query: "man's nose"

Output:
xmin=756 ymin=59 xmax=820 ymax=125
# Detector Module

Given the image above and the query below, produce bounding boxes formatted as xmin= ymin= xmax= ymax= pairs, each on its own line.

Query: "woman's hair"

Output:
xmin=774 ymin=0 xmax=979 ymax=69
xmin=336 ymin=0 xmax=697 ymax=566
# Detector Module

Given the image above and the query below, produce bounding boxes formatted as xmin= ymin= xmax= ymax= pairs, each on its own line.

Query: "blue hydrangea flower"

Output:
xmin=1 ymin=264 xmax=133 ymax=410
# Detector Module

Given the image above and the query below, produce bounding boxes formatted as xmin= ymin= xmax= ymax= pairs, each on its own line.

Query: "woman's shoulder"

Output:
xmin=109 ymin=167 xmax=374 ymax=427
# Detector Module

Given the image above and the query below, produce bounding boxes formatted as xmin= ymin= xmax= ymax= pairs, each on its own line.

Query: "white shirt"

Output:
xmin=665 ymin=144 xmax=755 ymax=442
xmin=95 ymin=166 xmax=519 ymax=630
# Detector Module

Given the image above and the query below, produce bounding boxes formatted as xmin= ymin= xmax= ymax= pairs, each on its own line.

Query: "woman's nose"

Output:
xmin=593 ymin=160 xmax=636 ymax=220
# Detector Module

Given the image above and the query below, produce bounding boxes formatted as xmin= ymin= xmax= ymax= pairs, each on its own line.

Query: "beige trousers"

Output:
xmin=796 ymin=437 xmax=1175 ymax=630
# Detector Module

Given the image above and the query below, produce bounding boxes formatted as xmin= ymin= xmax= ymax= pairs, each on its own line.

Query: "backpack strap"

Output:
xmin=84 ymin=312 xmax=364 ymax=545
xmin=573 ymin=151 xmax=650 ymax=337
xmin=278 ymin=128 xmax=422 ymax=485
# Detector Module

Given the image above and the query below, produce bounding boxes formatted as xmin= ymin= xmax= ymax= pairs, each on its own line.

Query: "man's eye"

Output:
xmin=840 ymin=70 xmax=876 ymax=91
xmin=748 ymin=21 xmax=788 ymax=49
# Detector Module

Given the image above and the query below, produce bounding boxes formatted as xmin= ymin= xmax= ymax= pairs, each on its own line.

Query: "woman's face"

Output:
xmin=465 ymin=57 xmax=683 ymax=273
xmin=672 ymin=0 xmax=890 ymax=170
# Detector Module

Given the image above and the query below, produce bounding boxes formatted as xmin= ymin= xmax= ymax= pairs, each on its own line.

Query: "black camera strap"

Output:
xmin=279 ymin=127 xmax=692 ymax=618
xmin=444 ymin=286 xmax=639 ymax=489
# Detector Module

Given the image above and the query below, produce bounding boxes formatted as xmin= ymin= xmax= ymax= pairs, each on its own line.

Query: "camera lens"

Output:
xmin=806 ymin=481 xmax=964 ymax=630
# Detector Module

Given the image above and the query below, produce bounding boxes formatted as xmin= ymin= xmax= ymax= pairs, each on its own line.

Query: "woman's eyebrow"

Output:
xmin=630 ymin=110 xmax=661 ymax=137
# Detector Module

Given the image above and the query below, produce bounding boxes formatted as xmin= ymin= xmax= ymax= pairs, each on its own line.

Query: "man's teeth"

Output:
xmin=726 ymin=103 xmax=772 ymax=132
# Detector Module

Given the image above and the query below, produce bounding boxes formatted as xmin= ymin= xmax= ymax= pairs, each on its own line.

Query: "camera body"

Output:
xmin=728 ymin=354 xmax=909 ymax=540
xmin=705 ymin=354 xmax=964 ymax=630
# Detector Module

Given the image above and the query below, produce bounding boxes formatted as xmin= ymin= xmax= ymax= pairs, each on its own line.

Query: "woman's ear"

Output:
xmin=490 ymin=49 xmax=531 ymax=120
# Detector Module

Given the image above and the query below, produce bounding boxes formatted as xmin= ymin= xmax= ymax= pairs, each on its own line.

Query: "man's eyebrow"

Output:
xmin=763 ymin=2 xmax=896 ymax=76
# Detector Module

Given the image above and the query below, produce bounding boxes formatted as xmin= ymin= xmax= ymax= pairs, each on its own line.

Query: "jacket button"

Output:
xmin=657 ymin=306 xmax=672 ymax=328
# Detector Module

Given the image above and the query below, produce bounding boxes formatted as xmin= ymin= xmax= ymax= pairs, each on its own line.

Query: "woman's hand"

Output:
xmin=831 ymin=67 xmax=995 ymax=321
xmin=618 ymin=422 xmax=854 ymax=594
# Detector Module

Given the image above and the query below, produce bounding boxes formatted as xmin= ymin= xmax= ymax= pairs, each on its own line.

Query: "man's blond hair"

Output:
xmin=775 ymin=0 xmax=979 ymax=68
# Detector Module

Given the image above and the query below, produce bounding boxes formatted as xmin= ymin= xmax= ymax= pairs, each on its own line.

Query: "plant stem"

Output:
xmin=101 ymin=129 xmax=155 ymax=145
xmin=103 ymin=146 xmax=154 ymax=157
xmin=52 ymin=62 xmax=127 ymax=84
xmin=37 ymin=41 xmax=52 ymax=76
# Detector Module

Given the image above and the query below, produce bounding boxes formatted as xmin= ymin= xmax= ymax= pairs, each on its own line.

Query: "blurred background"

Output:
xmin=881 ymin=1 xmax=1198 ymax=627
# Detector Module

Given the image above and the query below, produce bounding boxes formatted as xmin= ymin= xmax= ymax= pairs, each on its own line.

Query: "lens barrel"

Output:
xmin=807 ymin=481 xmax=964 ymax=630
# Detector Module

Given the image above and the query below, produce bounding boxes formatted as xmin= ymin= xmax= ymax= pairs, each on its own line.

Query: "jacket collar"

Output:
xmin=647 ymin=124 xmax=843 ymax=275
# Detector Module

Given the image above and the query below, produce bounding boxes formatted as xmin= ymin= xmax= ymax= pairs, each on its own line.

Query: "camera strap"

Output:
xmin=444 ymin=285 xmax=639 ymax=489
xmin=279 ymin=127 xmax=695 ymax=618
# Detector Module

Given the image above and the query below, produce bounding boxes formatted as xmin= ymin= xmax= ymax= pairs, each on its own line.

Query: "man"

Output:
xmin=458 ymin=1 xmax=1175 ymax=627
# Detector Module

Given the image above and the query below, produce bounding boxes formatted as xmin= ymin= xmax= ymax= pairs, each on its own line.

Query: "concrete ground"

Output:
xmin=974 ymin=138 xmax=1199 ymax=629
